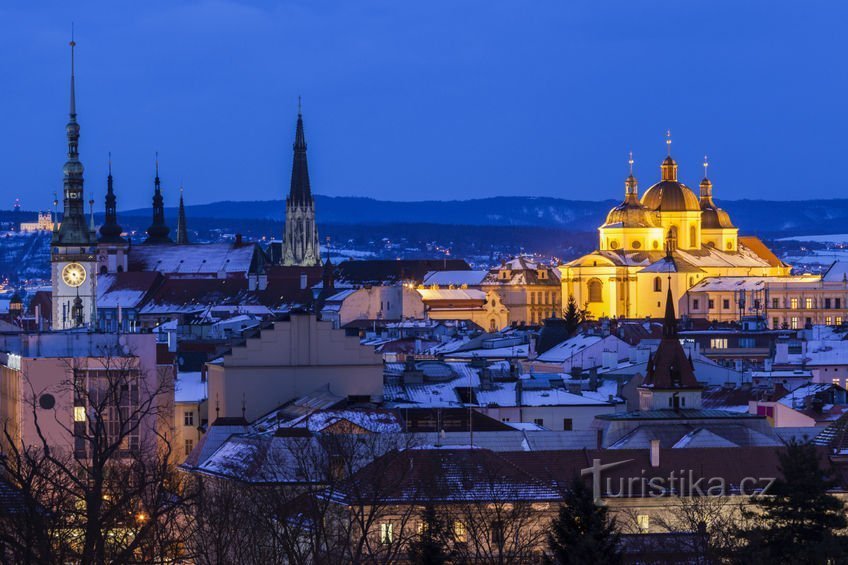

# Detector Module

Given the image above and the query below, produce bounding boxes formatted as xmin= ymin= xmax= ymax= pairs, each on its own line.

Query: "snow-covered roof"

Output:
xmin=535 ymin=334 xmax=603 ymax=363
xmin=476 ymin=381 xmax=614 ymax=407
xmin=417 ymin=288 xmax=487 ymax=301
xmin=175 ymin=372 xmax=207 ymax=403
xmin=689 ymin=275 xmax=820 ymax=293
xmin=128 ymin=243 xmax=259 ymax=276
xmin=822 ymin=261 xmax=848 ymax=282
xmin=422 ymin=270 xmax=488 ymax=287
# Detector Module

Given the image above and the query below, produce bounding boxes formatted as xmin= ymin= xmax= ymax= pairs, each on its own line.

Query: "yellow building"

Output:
xmin=560 ymin=144 xmax=790 ymax=320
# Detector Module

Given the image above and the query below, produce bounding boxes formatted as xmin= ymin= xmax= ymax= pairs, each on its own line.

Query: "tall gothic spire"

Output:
xmin=145 ymin=154 xmax=172 ymax=244
xmin=663 ymin=284 xmax=677 ymax=339
xmin=176 ymin=186 xmax=189 ymax=244
xmin=289 ymin=98 xmax=312 ymax=207
xmin=99 ymin=153 xmax=124 ymax=242
xmin=54 ymin=33 xmax=92 ymax=246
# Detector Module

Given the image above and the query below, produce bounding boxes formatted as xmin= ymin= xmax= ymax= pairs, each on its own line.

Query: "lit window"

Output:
xmin=74 ymin=406 xmax=86 ymax=422
xmin=838 ymin=317 xmax=844 ymax=326
xmin=826 ymin=316 xmax=833 ymax=326
xmin=791 ymin=317 xmax=799 ymax=329
xmin=453 ymin=521 xmax=466 ymax=543
xmin=637 ymin=514 xmax=650 ymax=532
xmin=790 ymin=298 xmax=799 ymax=309
xmin=833 ymin=378 xmax=841 ymax=386
xmin=710 ymin=338 xmax=728 ymax=349
xmin=379 ymin=523 xmax=393 ymax=544
xmin=805 ymin=298 xmax=813 ymax=309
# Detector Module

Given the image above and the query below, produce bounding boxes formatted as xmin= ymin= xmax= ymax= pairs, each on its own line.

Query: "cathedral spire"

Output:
xmin=176 ymin=185 xmax=189 ymax=244
xmin=145 ymin=153 xmax=172 ymax=244
xmin=282 ymin=101 xmax=321 ymax=266
xmin=54 ymin=32 xmax=91 ymax=246
xmin=663 ymin=284 xmax=677 ymax=339
xmin=289 ymin=100 xmax=312 ymax=206
xmin=99 ymin=152 xmax=124 ymax=242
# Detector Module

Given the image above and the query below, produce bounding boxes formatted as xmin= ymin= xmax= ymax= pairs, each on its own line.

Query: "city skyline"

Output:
xmin=3 ymin=1 xmax=846 ymax=210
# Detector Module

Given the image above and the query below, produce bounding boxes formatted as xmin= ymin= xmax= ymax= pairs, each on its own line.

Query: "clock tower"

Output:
xmin=51 ymin=37 xmax=97 ymax=330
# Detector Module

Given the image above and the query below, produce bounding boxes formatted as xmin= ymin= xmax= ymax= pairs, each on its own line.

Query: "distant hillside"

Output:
xmin=118 ymin=195 xmax=848 ymax=237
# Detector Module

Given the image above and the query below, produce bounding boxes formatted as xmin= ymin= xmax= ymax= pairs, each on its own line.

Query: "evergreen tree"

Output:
xmin=738 ymin=439 xmax=847 ymax=564
xmin=407 ymin=504 xmax=450 ymax=565
xmin=546 ymin=477 xmax=622 ymax=565
xmin=563 ymin=295 xmax=584 ymax=337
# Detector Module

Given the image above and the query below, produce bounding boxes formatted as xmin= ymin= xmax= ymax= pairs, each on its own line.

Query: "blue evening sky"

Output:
xmin=1 ymin=1 xmax=844 ymax=210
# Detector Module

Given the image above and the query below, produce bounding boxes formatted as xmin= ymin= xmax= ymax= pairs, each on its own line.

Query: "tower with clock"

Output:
xmin=51 ymin=37 xmax=97 ymax=330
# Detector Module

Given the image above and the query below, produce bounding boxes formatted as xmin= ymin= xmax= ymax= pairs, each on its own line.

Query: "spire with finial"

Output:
xmin=660 ymin=130 xmax=678 ymax=182
xmin=176 ymin=185 xmax=189 ymax=244
xmin=625 ymin=150 xmax=638 ymax=199
xmin=99 ymin=152 xmax=124 ymax=242
xmin=699 ymin=154 xmax=714 ymax=201
xmin=54 ymin=28 xmax=92 ymax=246
xmin=289 ymin=99 xmax=311 ymax=206
xmin=663 ymin=284 xmax=676 ymax=338
xmin=145 ymin=152 xmax=172 ymax=244
xmin=88 ymin=198 xmax=95 ymax=233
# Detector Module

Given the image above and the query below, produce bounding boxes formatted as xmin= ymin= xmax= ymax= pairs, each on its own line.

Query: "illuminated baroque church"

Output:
xmin=559 ymin=134 xmax=790 ymax=320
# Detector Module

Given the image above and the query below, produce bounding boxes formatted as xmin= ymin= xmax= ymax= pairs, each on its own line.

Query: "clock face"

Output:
xmin=61 ymin=263 xmax=87 ymax=288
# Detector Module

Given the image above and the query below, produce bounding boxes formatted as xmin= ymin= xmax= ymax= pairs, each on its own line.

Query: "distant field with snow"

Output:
xmin=778 ymin=234 xmax=848 ymax=243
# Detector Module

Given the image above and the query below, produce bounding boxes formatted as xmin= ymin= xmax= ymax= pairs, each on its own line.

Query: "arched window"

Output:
xmin=690 ymin=225 xmax=697 ymax=247
xmin=654 ymin=276 xmax=663 ymax=292
xmin=588 ymin=279 xmax=603 ymax=303
xmin=489 ymin=319 xmax=497 ymax=332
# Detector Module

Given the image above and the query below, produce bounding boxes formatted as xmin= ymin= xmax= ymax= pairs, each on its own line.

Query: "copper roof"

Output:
xmin=640 ymin=180 xmax=701 ymax=212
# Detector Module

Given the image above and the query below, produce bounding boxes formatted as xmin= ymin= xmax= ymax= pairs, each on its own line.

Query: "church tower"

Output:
xmin=144 ymin=155 xmax=172 ymax=244
xmin=52 ymin=37 xmax=98 ymax=330
xmin=97 ymin=154 xmax=129 ymax=274
xmin=176 ymin=187 xmax=189 ymax=244
xmin=282 ymin=103 xmax=320 ymax=266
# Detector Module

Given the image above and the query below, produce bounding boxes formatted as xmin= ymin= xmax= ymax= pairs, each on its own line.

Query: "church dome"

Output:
xmin=640 ymin=181 xmax=701 ymax=212
xmin=603 ymin=173 xmax=655 ymax=227
xmin=699 ymin=177 xmax=735 ymax=228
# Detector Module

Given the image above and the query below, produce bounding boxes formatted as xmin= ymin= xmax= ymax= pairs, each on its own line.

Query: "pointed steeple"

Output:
xmin=176 ymin=186 xmax=189 ymax=244
xmin=145 ymin=153 xmax=172 ymax=244
xmin=99 ymin=153 xmax=124 ymax=242
xmin=54 ymin=33 xmax=92 ymax=246
xmin=663 ymin=284 xmax=677 ymax=339
xmin=289 ymin=98 xmax=312 ymax=207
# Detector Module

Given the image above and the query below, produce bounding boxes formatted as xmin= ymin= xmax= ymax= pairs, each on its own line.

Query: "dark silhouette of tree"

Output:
xmin=563 ymin=295 xmax=584 ymax=337
xmin=738 ymin=439 xmax=847 ymax=564
xmin=407 ymin=504 xmax=450 ymax=565
xmin=546 ymin=477 xmax=622 ymax=565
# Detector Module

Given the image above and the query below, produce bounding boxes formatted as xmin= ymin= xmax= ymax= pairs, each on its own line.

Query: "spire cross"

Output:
xmin=108 ymin=151 xmax=112 ymax=176
xmin=69 ymin=25 xmax=77 ymax=117
xmin=628 ymin=151 xmax=634 ymax=175
xmin=666 ymin=130 xmax=672 ymax=156
xmin=703 ymin=155 xmax=709 ymax=178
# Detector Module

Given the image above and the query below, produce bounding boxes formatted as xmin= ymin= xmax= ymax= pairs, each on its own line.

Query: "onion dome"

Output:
xmin=640 ymin=155 xmax=701 ymax=212
xmin=699 ymin=158 xmax=735 ymax=229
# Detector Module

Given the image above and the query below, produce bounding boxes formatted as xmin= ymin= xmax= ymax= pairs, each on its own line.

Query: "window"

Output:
xmin=379 ymin=523 xmax=393 ymax=544
xmin=739 ymin=337 xmax=756 ymax=348
xmin=453 ymin=521 xmax=466 ymax=543
xmin=722 ymin=299 xmax=730 ymax=309
xmin=790 ymin=317 xmax=799 ymax=329
xmin=772 ymin=298 xmax=780 ymax=309
xmin=654 ymin=277 xmax=662 ymax=292
xmin=184 ymin=438 xmax=194 ymax=456
xmin=805 ymin=298 xmax=813 ymax=309
xmin=773 ymin=317 xmax=779 ymax=329
xmin=74 ymin=406 xmax=86 ymax=422
xmin=637 ymin=514 xmax=650 ymax=532
xmin=710 ymin=338 xmax=728 ymax=349
xmin=690 ymin=225 xmax=697 ymax=247
xmin=790 ymin=298 xmax=799 ymax=309
xmin=826 ymin=298 xmax=832 ymax=309
xmin=562 ymin=418 xmax=573 ymax=431
xmin=834 ymin=378 xmax=842 ymax=386
xmin=587 ymin=279 xmax=602 ymax=303
xmin=184 ymin=410 xmax=194 ymax=427
xmin=708 ymin=299 xmax=715 ymax=309
xmin=827 ymin=316 xmax=833 ymax=326
xmin=838 ymin=316 xmax=844 ymax=326
xmin=693 ymin=299 xmax=700 ymax=310
xmin=491 ymin=521 xmax=505 ymax=547
xmin=533 ymin=418 xmax=544 ymax=427
xmin=837 ymin=298 xmax=843 ymax=309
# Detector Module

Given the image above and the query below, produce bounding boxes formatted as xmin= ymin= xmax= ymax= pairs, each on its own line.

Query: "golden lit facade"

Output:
xmin=560 ymin=143 xmax=790 ymax=320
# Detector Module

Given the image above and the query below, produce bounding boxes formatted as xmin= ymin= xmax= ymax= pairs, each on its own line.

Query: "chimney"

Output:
xmin=650 ymin=439 xmax=660 ymax=468
xmin=235 ymin=233 xmax=243 ymax=246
